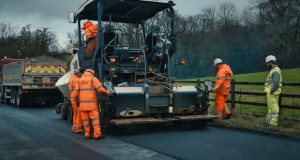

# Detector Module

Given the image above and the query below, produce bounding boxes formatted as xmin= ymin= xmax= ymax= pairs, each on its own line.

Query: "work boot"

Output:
xmin=94 ymin=135 xmax=105 ymax=140
xmin=75 ymin=130 xmax=83 ymax=134
xmin=223 ymin=114 xmax=231 ymax=119
xmin=85 ymin=133 xmax=91 ymax=139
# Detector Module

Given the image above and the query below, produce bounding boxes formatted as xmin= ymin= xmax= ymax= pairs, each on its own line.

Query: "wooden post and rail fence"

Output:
xmin=175 ymin=79 xmax=300 ymax=116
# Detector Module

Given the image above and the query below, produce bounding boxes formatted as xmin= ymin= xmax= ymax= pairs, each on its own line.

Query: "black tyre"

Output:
xmin=67 ymin=104 xmax=73 ymax=122
xmin=11 ymin=92 xmax=16 ymax=106
xmin=16 ymin=94 xmax=24 ymax=108
xmin=4 ymin=92 xmax=10 ymax=104
xmin=60 ymin=104 xmax=67 ymax=120
xmin=0 ymin=91 xmax=3 ymax=103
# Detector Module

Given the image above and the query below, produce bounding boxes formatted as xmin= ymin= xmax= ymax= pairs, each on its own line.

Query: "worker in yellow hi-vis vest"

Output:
xmin=264 ymin=55 xmax=282 ymax=127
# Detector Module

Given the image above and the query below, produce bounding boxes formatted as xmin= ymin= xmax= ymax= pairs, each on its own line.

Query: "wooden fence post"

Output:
xmin=231 ymin=79 xmax=236 ymax=110
xmin=279 ymin=94 xmax=282 ymax=116
xmin=197 ymin=79 xmax=201 ymax=87
xmin=171 ymin=77 xmax=176 ymax=84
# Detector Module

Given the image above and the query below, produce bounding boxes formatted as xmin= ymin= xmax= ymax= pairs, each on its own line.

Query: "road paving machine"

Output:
xmin=55 ymin=0 xmax=217 ymax=130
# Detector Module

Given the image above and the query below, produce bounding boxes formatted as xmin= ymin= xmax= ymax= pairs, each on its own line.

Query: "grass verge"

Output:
xmin=179 ymin=68 xmax=300 ymax=138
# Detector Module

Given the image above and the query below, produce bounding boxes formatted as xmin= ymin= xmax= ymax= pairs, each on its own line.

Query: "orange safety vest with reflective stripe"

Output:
xmin=215 ymin=64 xmax=233 ymax=95
xmin=84 ymin=24 xmax=98 ymax=40
xmin=69 ymin=74 xmax=80 ymax=101
xmin=71 ymin=72 xmax=109 ymax=111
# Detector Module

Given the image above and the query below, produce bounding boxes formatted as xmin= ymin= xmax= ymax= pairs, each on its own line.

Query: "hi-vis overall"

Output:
xmin=71 ymin=71 xmax=109 ymax=139
xmin=264 ymin=66 xmax=282 ymax=126
xmin=68 ymin=74 xmax=83 ymax=133
xmin=215 ymin=64 xmax=233 ymax=119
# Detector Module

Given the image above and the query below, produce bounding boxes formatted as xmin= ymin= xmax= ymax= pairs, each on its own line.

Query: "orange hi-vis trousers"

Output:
xmin=70 ymin=101 xmax=82 ymax=133
xmin=81 ymin=108 xmax=101 ymax=139
xmin=215 ymin=94 xmax=231 ymax=119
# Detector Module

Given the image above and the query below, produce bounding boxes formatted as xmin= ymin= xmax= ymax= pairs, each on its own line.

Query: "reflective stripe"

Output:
xmin=80 ymin=100 xmax=98 ymax=103
xmin=217 ymin=111 xmax=223 ymax=113
xmin=83 ymin=124 xmax=90 ymax=128
xmin=217 ymin=83 xmax=222 ymax=85
xmin=71 ymin=77 xmax=77 ymax=90
xmin=91 ymin=77 xmax=94 ymax=89
xmin=69 ymin=89 xmax=74 ymax=92
xmin=265 ymin=84 xmax=282 ymax=88
xmin=225 ymin=78 xmax=230 ymax=81
xmin=92 ymin=124 xmax=100 ymax=127
xmin=82 ymin=118 xmax=90 ymax=122
xmin=216 ymin=76 xmax=225 ymax=79
xmin=95 ymin=85 xmax=102 ymax=90
xmin=79 ymin=88 xmax=95 ymax=91
xmin=220 ymin=87 xmax=230 ymax=90
xmin=70 ymin=97 xmax=79 ymax=101
xmin=73 ymin=89 xmax=79 ymax=92
xmin=91 ymin=118 xmax=99 ymax=121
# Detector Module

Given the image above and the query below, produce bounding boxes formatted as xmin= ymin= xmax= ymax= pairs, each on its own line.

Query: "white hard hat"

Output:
xmin=214 ymin=58 xmax=223 ymax=67
xmin=265 ymin=55 xmax=276 ymax=63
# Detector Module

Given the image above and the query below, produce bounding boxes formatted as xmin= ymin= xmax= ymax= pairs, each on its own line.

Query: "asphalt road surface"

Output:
xmin=0 ymin=103 xmax=299 ymax=160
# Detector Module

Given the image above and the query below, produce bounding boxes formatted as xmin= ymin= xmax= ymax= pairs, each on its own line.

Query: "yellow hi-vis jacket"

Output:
xmin=264 ymin=66 xmax=282 ymax=95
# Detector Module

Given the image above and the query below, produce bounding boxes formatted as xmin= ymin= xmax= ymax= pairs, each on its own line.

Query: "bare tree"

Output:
xmin=67 ymin=28 xmax=79 ymax=46
xmin=218 ymin=2 xmax=240 ymax=31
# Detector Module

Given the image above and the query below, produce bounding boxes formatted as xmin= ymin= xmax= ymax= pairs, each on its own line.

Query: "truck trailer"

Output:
xmin=0 ymin=56 xmax=67 ymax=107
xmin=55 ymin=0 xmax=218 ymax=130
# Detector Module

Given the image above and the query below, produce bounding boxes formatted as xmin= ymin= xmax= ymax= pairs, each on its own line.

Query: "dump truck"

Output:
xmin=55 ymin=0 xmax=217 ymax=129
xmin=0 ymin=56 xmax=67 ymax=107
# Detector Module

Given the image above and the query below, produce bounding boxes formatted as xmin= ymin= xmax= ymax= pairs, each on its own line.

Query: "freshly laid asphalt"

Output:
xmin=0 ymin=103 xmax=299 ymax=160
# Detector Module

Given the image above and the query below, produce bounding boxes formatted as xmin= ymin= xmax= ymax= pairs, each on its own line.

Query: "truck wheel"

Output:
xmin=16 ymin=94 xmax=23 ymax=108
xmin=11 ymin=94 xmax=15 ymax=106
xmin=0 ymin=92 xmax=3 ymax=103
xmin=67 ymin=104 xmax=73 ymax=122
xmin=4 ymin=92 xmax=10 ymax=104
xmin=60 ymin=104 xmax=67 ymax=120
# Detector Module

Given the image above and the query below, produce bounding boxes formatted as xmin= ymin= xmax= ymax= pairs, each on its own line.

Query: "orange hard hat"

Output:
xmin=82 ymin=21 xmax=93 ymax=30
xmin=85 ymin=69 xmax=95 ymax=74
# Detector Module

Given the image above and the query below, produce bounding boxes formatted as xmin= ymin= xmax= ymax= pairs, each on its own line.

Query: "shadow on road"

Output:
xmin=106 ymin=121 xmax=209 ymax=136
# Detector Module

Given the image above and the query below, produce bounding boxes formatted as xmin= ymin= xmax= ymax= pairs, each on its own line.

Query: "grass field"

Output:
xmin=177 ymin=68 xmax=300 ymax=136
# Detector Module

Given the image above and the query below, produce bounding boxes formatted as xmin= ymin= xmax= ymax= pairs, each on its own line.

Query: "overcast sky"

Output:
xmin=0 ymin=0 xmax=251 ymax=48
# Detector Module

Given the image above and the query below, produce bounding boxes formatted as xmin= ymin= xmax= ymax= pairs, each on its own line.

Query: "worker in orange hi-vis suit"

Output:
xmin=71 ymin=69 xmax=110 ymax=139
xmin=212 ymin=58 xmax=233 ymax=119
xmin=82 ymin=21 xmax=98 ymax=55
xmin=68 ymin=67 xmax=83 ymax=133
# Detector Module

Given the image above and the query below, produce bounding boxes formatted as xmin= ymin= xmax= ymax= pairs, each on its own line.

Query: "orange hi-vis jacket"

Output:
xmin=83 ymin=21 xmax=98 ymax=40
xmin=72 ymin=72 xmax=109 ymax=111
xmin=215 ymin=64 xmax=233 ymax=95
xmin=68 ymin=74 xmax=80 ymax=99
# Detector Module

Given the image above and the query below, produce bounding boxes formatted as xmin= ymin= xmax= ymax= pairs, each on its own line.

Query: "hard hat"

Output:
xmin=74 ymin=67 xmax=83 ymax=73
xmin=214 ymin=58 xmax=223 ymax=67
xmin=85 ymin=69 xmax=95 ymax=74
xmin=265 ymin=55 xmax=276 ymax=63
xmin=82 ymin=21 xmax=92 ymax=30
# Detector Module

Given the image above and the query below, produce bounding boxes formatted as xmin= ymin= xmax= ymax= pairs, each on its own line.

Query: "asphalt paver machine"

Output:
xmin=56 ymin=0 xmax=217 ymax=130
